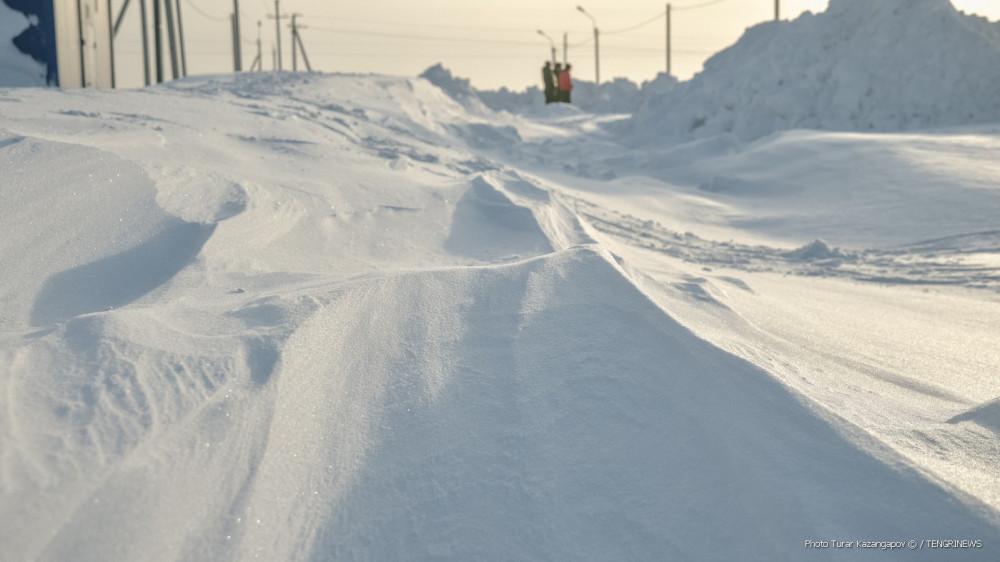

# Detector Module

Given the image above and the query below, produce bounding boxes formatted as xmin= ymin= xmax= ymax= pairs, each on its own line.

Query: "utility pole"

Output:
xmin=176 ymin=0 xmax=187 ymax=76
xmin=268 ymin=0 xmax=287 ymax=70
xmin=76 ymin=0 xmax=85 ymax=86
xmin=291 ymin=14 xmax=297 ymax=71
xmin=106 ymin=0 xmax=116 ymax=87
xmin=295 ymin=19 xmax=312 ymax=72
xmin=232 ymin=0 xmax=242 ymax=71
xmin=164 ymin=0 xmax=179 ymax=79
xmin=253 ymin=21 xmax=262 ymax=71
xmin=153 ymin=0 xmax=162 ymax=83
xmin=139 ymin=0 xmax=150 ymax=85
xmin=666 ymin=3 xmax=671 ymax=75
xmin=536 ymin=30 xmax=556 ymax=65
xmin=577 ymin=6 xmax=599 ymax=84
xmin=594 ymin=28 xmax=599 ymax=83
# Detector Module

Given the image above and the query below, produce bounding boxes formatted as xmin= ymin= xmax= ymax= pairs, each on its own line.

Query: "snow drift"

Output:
xmin=626 ymin=0 xmax=1000 ymax=144
xmin=2 ymin=70 xmax=999 ymax=560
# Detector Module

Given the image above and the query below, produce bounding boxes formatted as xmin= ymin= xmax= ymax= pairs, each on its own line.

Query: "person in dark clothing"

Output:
xmin=542 ymin=61 xmax=556 ymax=104
xmin=557 ymin=63 xmax=573 ymax=104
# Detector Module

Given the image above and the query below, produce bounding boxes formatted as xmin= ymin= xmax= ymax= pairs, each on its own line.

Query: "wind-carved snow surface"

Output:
xmin=626 ymin=0 xmax=1000 ymax=144
xmin=2 ymin=29 xmax=1000 ymax=561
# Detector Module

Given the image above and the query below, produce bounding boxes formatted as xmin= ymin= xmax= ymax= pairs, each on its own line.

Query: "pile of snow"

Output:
xmin=419 ymin=63 xmax=492 ymax=114
xmin=626 ymin=0 xmax=1000 ymax=144
xmin=2 ymin=71 xmax=1000 ymax=559
xmin=0 ymin=1 xmax=46 ymax=87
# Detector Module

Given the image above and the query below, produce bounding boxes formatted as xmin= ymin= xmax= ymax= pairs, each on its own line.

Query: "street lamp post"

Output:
xmin=536 ymin=30 xmax=557 ymax=64
xmin=576 ymin=6 xmax=599 ymax=84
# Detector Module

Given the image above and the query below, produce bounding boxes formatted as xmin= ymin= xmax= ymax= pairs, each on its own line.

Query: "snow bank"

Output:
xmin=626 ymin=0 xmax=1000 ymax=144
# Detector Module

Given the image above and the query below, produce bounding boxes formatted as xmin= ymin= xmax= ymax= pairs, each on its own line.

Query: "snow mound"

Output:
xmin=0 ymin=134 xmax=204 ymax=326
xmin=627 ymin=0 xmax=1000 ymax=144
xmin=782 ymin=239 xmax=845 ymax=262
xmin=419 ymin=63 xmax=491 ymax=114
xmin=11 ymin=244 xmax=997 ymax=560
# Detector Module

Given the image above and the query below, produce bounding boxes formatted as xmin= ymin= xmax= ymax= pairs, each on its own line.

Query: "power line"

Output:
xmin=304 ymin=15 xmax=540 ymax=33
xmin=604 ymin=13 xmax=665 ymax=35
xmin=181 ymin=0 xmax=227 ymax=22
xmin=307 ymin=25 xmax=548 ymax=47
xmin=674 ymin=0 xmax=733 ymax=12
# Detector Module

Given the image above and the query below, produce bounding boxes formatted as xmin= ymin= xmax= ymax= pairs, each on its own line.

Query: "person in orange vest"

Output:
xmin=557 ymin=63 xmax=573 ymax=104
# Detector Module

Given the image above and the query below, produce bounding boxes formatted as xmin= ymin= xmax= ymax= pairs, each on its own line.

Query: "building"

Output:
xmin=1 ymin=0 xmax=113 ymax=88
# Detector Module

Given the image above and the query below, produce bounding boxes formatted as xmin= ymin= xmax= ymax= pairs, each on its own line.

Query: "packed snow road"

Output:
xmin=1 ymin=72 xmax=999 ymax=560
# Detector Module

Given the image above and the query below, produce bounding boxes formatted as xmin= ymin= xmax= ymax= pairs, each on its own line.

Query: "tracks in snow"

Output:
xmin=572 ymin=197 xmax=1000 ymax=293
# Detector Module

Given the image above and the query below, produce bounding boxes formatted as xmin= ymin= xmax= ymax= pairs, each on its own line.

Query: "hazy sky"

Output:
xmin=111 ymin=0 xmax=1000 ymax=90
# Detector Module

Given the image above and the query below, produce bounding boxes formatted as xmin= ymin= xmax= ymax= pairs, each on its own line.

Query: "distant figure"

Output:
xmin=557 ymin=64 xmax=573 ymax=104
xmin=542 ymin=61 xmax=556 ymax=104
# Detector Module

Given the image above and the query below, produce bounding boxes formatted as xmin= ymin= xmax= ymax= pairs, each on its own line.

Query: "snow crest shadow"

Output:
xmin=31 ymin=219 xmax=215 ymax=326
xmin=949 ymin=398 xmax=1000 ymax=435
xmin=445 ymin=175 xmax=553 ymax=261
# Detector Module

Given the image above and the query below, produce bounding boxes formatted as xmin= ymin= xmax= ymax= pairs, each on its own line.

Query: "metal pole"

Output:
xmin=537 ymin=30 xmax=556 ymax=66
xmin=775 ymin=0 xmax=780 ymax=20
xmin=666 ymin=3 xmax=671 ymax=75
xmin=176 ymin=0 xmax=187 ymax=75
xmin=562 ymin=32 xmax=567 ymax=65
xmin=164 ymin=0 xmax=179 ymax=79
xmin=76 ymin=0 xmax=86 ymax=86
xmin=107 ymin=0 xmax=116 ymax=87
xmin=232 ymin=0 xmax=242 ymax=71
xmin=231 ymin=14 xmax=238 ymax=71
xmin=139 ymin=0 xmax=150 ymax=85
xmin=153 ymin=0 xmax=162 ymax=83
xmin=274 ymin=0 xmax=282 ymax=70
xmin=577 ymin=7 xmax=599 ymax=84
xmin=594 ymin=27 xmax=599 ymax=84
xmin=257 ymin=21 xmax=262 ymax=71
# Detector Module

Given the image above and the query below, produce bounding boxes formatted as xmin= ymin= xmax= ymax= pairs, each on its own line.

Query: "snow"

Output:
xmin=624 ymin=0 xmax=1000 ymax=144
xmin=3 ymin=0 xmax=1000 ymax=559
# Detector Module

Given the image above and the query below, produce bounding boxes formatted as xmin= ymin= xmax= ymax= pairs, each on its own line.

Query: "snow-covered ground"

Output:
xmin=3 ymin=1 xmax=1000 ymax=560
xmin=2 ymin=68 xmax=998 ymax=562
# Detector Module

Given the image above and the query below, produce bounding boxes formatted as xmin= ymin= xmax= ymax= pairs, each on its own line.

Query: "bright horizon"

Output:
xmin=106 ymin=0 xmax=1000 ymax=90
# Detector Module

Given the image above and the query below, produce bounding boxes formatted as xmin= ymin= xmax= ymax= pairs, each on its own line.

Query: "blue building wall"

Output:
xmin=3 ymin=0 xmax=59 ymax=85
